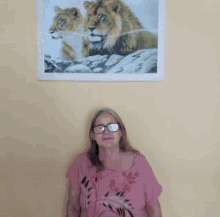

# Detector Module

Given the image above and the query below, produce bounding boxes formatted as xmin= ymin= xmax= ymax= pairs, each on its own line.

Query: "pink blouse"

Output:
xmin=66 ymin=152 xmax=162 ymax=217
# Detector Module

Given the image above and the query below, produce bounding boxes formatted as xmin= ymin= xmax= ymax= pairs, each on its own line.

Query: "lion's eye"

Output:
xmin=99 ymin=15 xmax=106 ymax=21
xmin=58 ymin=19 xmax=66 ymax=27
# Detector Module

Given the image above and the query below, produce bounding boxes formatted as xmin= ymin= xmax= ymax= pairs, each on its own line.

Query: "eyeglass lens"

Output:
xmin=94 ymin=123 xmax=119 ymax=134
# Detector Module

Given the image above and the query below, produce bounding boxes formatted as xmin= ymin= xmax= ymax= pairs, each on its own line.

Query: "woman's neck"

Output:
xmin=99 ymin=146 xmax=122 ymax=161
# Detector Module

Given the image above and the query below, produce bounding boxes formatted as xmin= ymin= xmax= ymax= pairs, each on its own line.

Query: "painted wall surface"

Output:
xmin=1 ymin=0 xmax=220 ymax=217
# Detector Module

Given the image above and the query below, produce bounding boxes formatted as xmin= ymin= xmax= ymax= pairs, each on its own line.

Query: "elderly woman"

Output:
xmin=66 ymin=108 xmax=162 ymax=217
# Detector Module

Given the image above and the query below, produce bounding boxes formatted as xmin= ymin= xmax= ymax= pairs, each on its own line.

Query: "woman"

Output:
xmin=66 ymin=108 xmax=162 ymax=217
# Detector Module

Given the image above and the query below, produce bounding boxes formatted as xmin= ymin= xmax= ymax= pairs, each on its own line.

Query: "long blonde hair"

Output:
xmin=87 ymin=108 xmax=140 ymax=173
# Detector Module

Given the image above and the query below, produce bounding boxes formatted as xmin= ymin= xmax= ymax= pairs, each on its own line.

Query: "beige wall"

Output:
xmin=1 ymin=0 xmax=220 ymax=217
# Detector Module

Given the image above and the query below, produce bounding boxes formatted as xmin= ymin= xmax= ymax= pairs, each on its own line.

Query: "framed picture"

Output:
xmin=37 ymin=0 xmax=166 ymax=81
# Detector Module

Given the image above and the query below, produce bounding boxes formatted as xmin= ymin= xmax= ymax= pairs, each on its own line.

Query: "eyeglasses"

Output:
xmin=93 ymin=123 xmax=120 ymax=134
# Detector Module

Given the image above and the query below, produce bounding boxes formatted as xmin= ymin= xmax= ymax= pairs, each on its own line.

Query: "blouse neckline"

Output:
xmin=102 ymin=153 xmax=141 ymax=173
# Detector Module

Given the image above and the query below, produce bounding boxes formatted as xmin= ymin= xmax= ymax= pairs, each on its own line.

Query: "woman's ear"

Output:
xmin=119 ymin=130 xmax=123 ymax=140
xmin=91 ymin=133 xmax=95 ymax=141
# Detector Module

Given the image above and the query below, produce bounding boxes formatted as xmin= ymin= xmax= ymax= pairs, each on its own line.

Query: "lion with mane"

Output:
xmin=82 ymin=0 xmax=158 ymax=57
xmin=49 ymin=6 xmax=85 ymax=60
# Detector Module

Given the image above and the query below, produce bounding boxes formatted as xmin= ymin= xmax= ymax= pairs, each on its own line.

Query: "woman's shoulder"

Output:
xmin=73 ymin=151 xmax=90 ymax=163
xmin=68 ymin=152 xmax=89 ymax=168
xmin=121 ymin=151 xmax=142 ymax=156
xmin=76 ymin=151 xmax=88 ymax=159
xmin=72 ymin=151 xmax=145 ymax=167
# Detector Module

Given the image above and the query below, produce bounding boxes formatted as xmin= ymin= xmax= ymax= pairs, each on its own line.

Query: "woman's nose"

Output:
xmin=102 ymin=127 xmax=111 ymax=134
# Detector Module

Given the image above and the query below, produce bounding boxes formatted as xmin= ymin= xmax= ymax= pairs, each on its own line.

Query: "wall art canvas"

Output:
xmin=37 ymin=0 xmax=166 ymax=81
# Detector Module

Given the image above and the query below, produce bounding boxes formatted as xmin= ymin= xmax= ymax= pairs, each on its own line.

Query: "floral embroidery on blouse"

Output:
xmin=66 ymin=153 xmax=163 ymax=217
xmin=80 ymin=170 xmax=140 ymax=217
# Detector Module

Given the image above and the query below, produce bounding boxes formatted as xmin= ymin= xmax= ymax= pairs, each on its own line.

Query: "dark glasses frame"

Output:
xmin=93 ymin=123 xmax=120 ymax=134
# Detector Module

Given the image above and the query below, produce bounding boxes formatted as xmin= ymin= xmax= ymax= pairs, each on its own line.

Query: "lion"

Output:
xmin=49 ymin=6 xmax=86 ymax=61
xmin=82 ymin=0 xmax=158 ymax=57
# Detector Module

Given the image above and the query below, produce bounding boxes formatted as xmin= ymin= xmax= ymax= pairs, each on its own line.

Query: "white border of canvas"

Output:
xmin=37 ymin=0 xmax=166 ymax=81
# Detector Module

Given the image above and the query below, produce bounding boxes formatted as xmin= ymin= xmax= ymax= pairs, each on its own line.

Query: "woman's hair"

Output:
xmin=87 ymin=108 xmax=140 ymax=173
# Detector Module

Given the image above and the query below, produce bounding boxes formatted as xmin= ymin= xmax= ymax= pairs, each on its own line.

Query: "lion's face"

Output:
xmin=49 ymin=6 xmax=81 ymax=40
xmin=83 ymin=0 xmax=122 ymax=50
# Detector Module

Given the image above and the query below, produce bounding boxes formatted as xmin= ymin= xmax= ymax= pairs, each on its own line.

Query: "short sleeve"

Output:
xmin=141 ymin=155 xmax=162 ymax=208
xmin=66 ymin=155 xmax=81 ymax=195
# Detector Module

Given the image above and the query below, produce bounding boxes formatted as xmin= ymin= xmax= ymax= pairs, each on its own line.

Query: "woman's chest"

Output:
xmin=105 ymin=155 xmax=134 ymax=172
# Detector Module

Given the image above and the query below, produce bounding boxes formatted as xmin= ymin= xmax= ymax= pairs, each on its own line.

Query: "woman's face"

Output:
xmin=92 ymin=112 xmax=122 ymax=149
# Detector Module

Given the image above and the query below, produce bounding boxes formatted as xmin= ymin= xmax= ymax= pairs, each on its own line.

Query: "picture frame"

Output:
xmin=37 ymin=0 xmax=166 ymax=81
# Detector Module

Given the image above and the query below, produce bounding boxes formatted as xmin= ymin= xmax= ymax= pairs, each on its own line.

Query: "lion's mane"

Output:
xmin=82 ymin=0 xmax=158 ymax=56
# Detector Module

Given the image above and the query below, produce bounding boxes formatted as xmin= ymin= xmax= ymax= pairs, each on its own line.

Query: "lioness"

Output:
xmin=49 ymin=6 xmax=85 ymax=60
xmin=82 ymin=0 xmax=158 ymax=57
